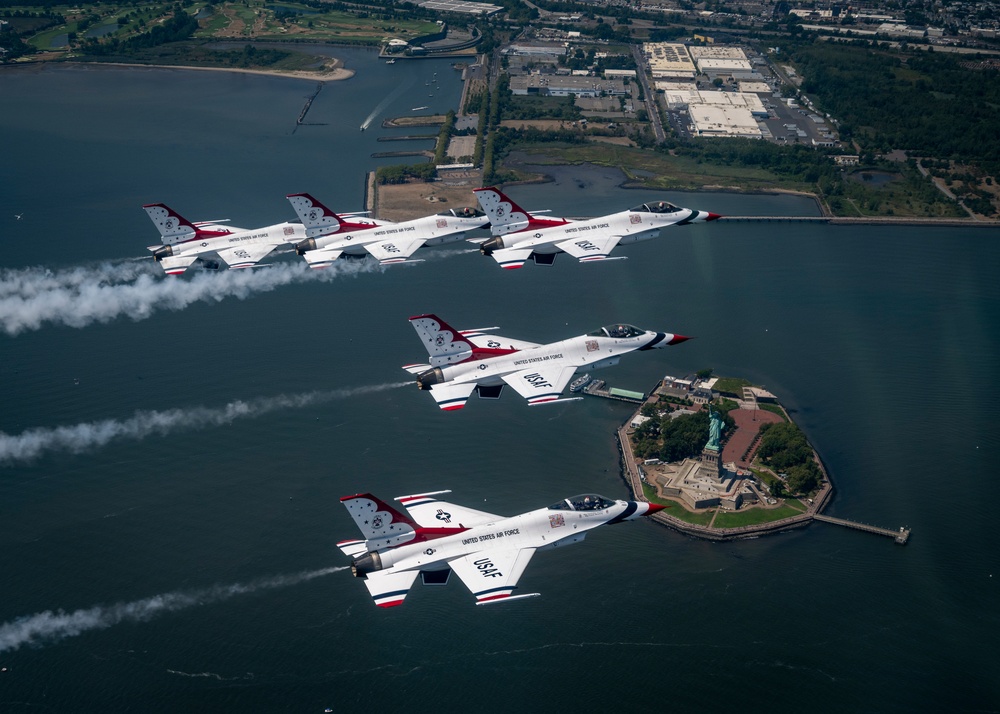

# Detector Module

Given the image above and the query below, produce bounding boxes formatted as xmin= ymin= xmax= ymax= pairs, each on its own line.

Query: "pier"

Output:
xmin=583 ymin=379 xmax=644 ymax=404
xmin=813 ymin=514 xmax=910 ymax=544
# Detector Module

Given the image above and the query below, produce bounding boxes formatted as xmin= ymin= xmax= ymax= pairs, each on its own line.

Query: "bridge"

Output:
xmin=718 ymin=216 xmax=997 ymax=227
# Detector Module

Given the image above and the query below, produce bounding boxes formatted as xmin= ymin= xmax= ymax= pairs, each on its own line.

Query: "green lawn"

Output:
xmin=758 ymin=403 xmax=787 ymax=420
xmin=510 ymin=144 xmax=815 ymax=193
xmin=713 ymin=504 xmax=804 ymax=528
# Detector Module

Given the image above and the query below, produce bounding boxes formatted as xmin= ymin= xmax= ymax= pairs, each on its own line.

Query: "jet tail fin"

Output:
xmin=143 ymin=204 xmax=200 ymax=245
xmin=340 ymin=493 xmax=418 ymax=542
xmin=287 ymin=193 xmax=378 ymax=239
xmin=409 ymin=314 xmax=476 ymax=366
xmin=286 ymin=192 xmax=346 ymax=238
xmin=474 ymin=187 xmax=570 ymax=237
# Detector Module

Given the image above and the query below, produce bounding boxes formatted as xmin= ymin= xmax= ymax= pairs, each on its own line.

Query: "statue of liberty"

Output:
xmin=706 ymin=405 xmax=724 ymax=451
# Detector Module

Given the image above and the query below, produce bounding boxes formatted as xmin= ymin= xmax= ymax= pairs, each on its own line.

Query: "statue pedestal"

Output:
xmin=697 ymin=447 xmax=726 ymax=484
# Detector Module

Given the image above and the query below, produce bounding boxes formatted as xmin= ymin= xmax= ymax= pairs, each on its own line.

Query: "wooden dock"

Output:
xmin=813 ymin=514 xmax=910 ymax=544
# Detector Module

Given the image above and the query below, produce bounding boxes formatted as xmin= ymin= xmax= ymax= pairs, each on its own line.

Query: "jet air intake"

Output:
xmin=416 ymin=367 xmax=445 ymax=390
xmin=295 ymin=238 xmax=317 ymax=256
xmin=480 ymin=237 xmax=505 ymax=256
xmin=351 ymin=551 xmax=383 ymax=578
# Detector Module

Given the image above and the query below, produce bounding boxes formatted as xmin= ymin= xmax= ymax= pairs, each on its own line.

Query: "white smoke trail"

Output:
xmin=0 ymin=382 xmax=410 ymax=465
xmin=0 ymin=259 xmax=379 ymax=336
xmin=0 ymin=566 xmax=348 ymax=654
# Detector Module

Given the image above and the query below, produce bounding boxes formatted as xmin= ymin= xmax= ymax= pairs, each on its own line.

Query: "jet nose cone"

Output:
xmin=667 ymin=334 xmax=692 ymax=345
xmin=705 ymin=212 xmax=722 ymax=221
xmin=645 ymin=503 xmax=666 ymax=514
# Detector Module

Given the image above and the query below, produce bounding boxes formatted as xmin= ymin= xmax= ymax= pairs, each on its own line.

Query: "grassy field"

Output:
xmin=193 ymin=3 xmax=439 ymax=44
xmin=18 ymin=2 xmax=438 ymax=54
xmin=507 ymin=143 xmax=817 ymax=193
xmin=713 ymin=503 xmax=805 ymax=528
xmin=712 ymin=376 xmax=752 ymax=396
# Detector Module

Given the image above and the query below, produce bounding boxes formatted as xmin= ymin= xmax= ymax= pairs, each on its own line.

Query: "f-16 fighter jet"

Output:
xmin=143 ymin=203 xmax=305 ymax=275
xmin=473 ymin=186 xmax=720 ymax=269
xmin=286 ymin=192 xmax=489 ymax=267
xmin=339 ymin=490 xmax=665 ymax=607
xmin=403 ymin=313 xmax=690 ymax=410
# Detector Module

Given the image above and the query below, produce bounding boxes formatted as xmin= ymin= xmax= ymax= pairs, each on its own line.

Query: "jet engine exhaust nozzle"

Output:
xmin=351 ymin=551 xmax=383 ymax=579
xmin=295 ymin=238 xmax=317 ymax=256
xmin=480 ymin=237 xmax=504 ymax=256
xmin=416 ymin=367 xmax=445 ymax=390
xmin=152 ymin=245 xmax=174 ymax=262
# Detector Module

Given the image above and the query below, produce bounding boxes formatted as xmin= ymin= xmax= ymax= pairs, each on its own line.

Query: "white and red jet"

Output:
xmin=286 ymin=192 xmax=489 ymax=267
xmin=473 ymin=186 xmax=720 ymax=269
xmin=143 ymin=203 xmax=305 ymax=275
xmin=339 ymin=490 xmax=665 ymax=607
xmin=403 ymin=313 xmax=690 ymax=410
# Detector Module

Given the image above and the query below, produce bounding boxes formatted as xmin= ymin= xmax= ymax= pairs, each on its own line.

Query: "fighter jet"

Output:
xmin=403 ymin=313 xmax=690 ymax=411
xmin=286 ymin=192 xmax=489 ymax=268
xmin=143 ymin=203 xmax=305 ymax=275
xmin=473 ymin=186 xmax=721 ymax=269
xmin=339 ymin=490 xmax=665 ymax=607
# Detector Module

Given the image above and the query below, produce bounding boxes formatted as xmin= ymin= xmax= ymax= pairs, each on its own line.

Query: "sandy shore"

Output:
xmin=69 ymin=59 xmax=354 ymax=81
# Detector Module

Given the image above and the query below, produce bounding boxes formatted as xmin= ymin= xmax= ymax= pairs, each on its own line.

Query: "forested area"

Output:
xmin=82 ymin=8 xmax=198 ymax=54
xmin=756 ymin=422 xmax=821 ymax=494
xmin=787 ymin=41 xmax=1000 ymax=178
xmin=630 ymin=405 xmax=736 ymax=463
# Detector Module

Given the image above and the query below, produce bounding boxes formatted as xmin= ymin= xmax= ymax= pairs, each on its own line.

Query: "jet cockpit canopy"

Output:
xmin=548 ymin=494 xmax=617 ymax=511
xmin=632 ymin=201 xmax=681 ymax=214
xmin=588 ymin=324 xmax=644 ymax=339
xmin=440 ymin=207 xmax=486 ymax=218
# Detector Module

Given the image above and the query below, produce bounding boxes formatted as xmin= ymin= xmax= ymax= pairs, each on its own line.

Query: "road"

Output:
xmin=630 ymin=44 xmax=666 ymax=144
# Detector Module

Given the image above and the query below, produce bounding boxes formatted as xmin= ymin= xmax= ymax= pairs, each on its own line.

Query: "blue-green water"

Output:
xmin=1 ymin=53 xmax=999 ymax=713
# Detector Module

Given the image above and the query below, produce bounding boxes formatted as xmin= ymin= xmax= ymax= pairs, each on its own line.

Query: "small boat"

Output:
xmin=385 ymin=59 xmax=395 ymax=64
xmin=570 ymin=374 xmax=592 ymax=392
xmin=411 ymin=106 xmax=428 ymax=111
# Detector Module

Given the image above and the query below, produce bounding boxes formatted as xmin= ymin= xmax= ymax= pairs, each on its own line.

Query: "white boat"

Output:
xmin=411 ymin=106 xmax=428 ymax=111
xmin=570 ymin=374 xmax=592 ymax=393
xmin=385 ymin=59 xmax=396 ymax=64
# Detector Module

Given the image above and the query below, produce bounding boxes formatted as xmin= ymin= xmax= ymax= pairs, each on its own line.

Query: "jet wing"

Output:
xmin=362 ymin=568 xmax=420 ymax=608
xmin=398 ymin=493 xmax=500 ymax=529
xmin=449 ymin=548 xmax=536 ymax=603
xmin=430 ymin=382 xmax=476 ymax=412
xmin=158 ymin=255 xmax=200 ymax=275
xmin=215 ymin=244 xmax=277 ymax=270
xmin=302 ymin=248 xmax=344 ymax=269
xmin=501 ymin=365 xmax=578 ymax=405
xmin=555 ymin=234 xmax=623 ymax=262
xmin=364 ymin=237 xmax=426 ymax=264
xmin=426 ymin=382 xmax=478 ymax=411
xmin=490 ymin=247 xmax=535 ymax=270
